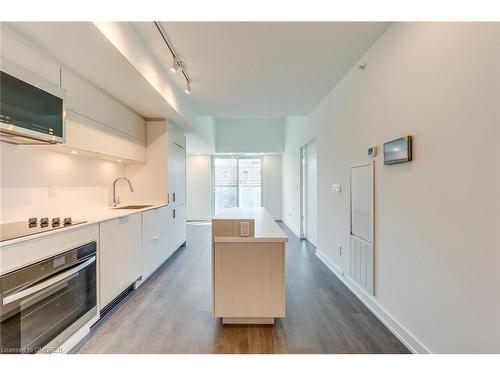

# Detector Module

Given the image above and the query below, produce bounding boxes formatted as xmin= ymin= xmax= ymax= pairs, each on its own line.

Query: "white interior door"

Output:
xmin=305 ymin=141 xmax=318 ymax=246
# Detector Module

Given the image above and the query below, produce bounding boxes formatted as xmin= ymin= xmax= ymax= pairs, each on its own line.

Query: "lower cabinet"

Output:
xmin=142 ymin=232 xmax=168 ymax=280
xmin=142 ymin=206 xmax=169 ymax=280
xmin=99 ymin=205 xmax=187 ymax=304
xmin=169 ymin=204 xmax=186 ymax=252
xmin=99 ymin=213 xmax=142 ymax=309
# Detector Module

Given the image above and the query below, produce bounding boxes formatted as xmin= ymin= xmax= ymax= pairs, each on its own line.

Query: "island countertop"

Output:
xmin=212 ymin=207 xmax=288 ymax=243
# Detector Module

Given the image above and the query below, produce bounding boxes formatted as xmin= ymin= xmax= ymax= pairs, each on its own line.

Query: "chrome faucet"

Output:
xmin=113 ymin=177 xmax=134 ymax=207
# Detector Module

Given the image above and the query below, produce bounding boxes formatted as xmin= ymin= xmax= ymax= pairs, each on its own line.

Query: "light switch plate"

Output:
xmin=48 ymin=185 xmax=56 ymax=199
xmin=332 ymin=184 xmax=341 ymax=194
xmin=240 ymin=221 xmax=250 ymax=237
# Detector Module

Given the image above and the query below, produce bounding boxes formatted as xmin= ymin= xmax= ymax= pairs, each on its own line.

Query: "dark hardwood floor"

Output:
xmin=76 ymin=222 xmax=410 ymax=354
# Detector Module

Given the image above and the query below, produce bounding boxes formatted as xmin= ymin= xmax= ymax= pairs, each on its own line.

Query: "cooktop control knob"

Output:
xmin=40 ymin=217 xmax=49 ymax=227
xmin=28 ymin=217 xmax=37 ymax=227
xmin=52 ymin=217 xmax=60 ymax=226
xmin=63 ymin=217 xmax=72 ymax=226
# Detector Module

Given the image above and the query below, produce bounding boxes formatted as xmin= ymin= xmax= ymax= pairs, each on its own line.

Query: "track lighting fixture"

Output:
xmin=154 ymin=21 xmax=192 ymax=95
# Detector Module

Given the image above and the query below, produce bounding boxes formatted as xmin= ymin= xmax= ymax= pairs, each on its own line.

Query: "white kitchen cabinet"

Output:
xmin=1 ymin=26 xmax=61 ymax=86
xmin=168 ymin=142 xmax=186 ymax=206
xmin=61 ymin=68 xmax=146 ymax=141
xmin=168 ymin=204 xmax=186 ymax=252
xmin=99 ymin=213 xmax=142 ymax=309
xmin=142 ymin=206 xmax=169 ymax=280
xmin=65 ymin=110 xmax=146 ymax=163
xmin=60 ymin=68 xmax=146 ymax=163
xmin=174 ymin=204 xmax=187 ymax=248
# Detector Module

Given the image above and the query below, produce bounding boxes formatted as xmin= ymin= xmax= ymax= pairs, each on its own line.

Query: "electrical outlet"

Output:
xmin=48 ymin=186 xmax=56 ymax=199
xmin=240 ymin=221 xmax=250 ymax=237
xmin=337 ymin=244 xmax=342 ymax=256
xmin=332 ymin=184 xmax=341 ymax=194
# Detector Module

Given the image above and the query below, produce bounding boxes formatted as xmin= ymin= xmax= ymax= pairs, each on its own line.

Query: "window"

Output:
xmin=213 ymin=156 xmax=262 ymax=215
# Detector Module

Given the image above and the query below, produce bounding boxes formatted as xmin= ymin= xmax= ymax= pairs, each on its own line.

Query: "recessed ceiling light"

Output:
xmin=70 ymin=150 xmax=79 ymax=154
xmin=117 ymin=159 xmax=122 ymax=163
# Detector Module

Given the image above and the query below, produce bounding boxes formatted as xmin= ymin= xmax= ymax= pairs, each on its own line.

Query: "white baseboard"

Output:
xmin=315 ymin=249 xmax=431 ymax=354
xmin=282 ymin=219 xmax=301 ymax=238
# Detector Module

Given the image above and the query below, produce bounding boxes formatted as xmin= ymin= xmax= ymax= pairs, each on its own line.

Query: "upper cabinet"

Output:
xmin=61 ymin=68 xmax=147 ymax=163
xmin=65 ymin=111 xmax=146 ymax=163
xmin=1 ymin=26 xmax=147 ymax=163
xmin=0 ymin=26 xmax=60 ymax=86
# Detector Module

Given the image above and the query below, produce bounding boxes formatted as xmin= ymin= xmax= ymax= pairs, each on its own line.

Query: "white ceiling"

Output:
xmin=6 ymin=22 xmax=390 ymax=121
xmin=5 ymin=22 xmax=183 ymax=122
xmin=133 ymin=22 xmax=390 ymax=117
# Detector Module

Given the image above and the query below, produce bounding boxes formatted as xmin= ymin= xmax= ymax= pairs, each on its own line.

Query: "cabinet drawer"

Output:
xmin=142 ymin=231 xmax=168 ymax=281
xmin=99 ymin=213 xmax=142 ymax=308
xmin=142 ymin=206 xmax=169 ymax=244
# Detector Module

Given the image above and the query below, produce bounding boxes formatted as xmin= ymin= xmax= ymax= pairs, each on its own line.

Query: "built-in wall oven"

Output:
xmin=0 ymin=242 xmax=97 ymax=354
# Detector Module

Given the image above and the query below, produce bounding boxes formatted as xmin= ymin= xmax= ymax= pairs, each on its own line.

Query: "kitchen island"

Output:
xmin=211 ymin=207 xmax=288 ymax=324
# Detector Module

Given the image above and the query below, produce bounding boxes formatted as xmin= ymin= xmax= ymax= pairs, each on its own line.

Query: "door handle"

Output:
xmin=2 ymin=256 xmax=96 ymax=305
xmin=173 ymin=192 xmax=176 ymax=202
xmin=173 ymin=209 xmax=176 ymax=219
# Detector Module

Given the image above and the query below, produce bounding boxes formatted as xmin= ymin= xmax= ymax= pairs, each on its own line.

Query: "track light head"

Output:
xmin=184 ymin=82 xmax=191 ymax=95
xmin=170 ymin=58 xmax=180 ymax=73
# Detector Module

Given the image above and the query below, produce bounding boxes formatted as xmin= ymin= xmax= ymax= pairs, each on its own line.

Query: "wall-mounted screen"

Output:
xmin=383 ymin=136 xmax=412 ymax=165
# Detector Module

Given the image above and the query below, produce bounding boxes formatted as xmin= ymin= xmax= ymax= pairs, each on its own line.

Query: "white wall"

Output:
xmin=186 ymin=154 xmax=212 ymax=221
xmin=262 ymin=155 xmax=283 ymax=220
xmin=0 ymin=143 xmax=125 ymax=223
xmin=304 ymin=140 xmax=317 ymax=245
xmin=215 ymin=118 xmax=285 ymax=153
xmin=283 ymin=23 xmax=500 ymax=353
xmin=282 ymin=116 xmax=315 ymax=235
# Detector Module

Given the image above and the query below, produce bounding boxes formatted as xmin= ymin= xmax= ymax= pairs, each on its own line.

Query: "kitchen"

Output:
xmin=1 ymin=21 xmax=295 ymax=355
xmin=2 ymin=6 xmax=500 ymax=374
xmin=0 ymin=23 xmax=190 ymax=353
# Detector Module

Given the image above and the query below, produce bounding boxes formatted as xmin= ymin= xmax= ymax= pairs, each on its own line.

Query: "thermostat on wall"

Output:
xmin=368 ymin=146 xmax=377 ymax=157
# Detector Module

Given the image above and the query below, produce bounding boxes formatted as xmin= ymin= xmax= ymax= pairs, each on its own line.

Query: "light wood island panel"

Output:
xmin=212 ymin=207 xmax=288 ymax=324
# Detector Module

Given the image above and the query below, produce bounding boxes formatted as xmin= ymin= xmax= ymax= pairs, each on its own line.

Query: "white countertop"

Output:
xmin=0 ymin=202 xmax=169 ymax=247
xmin=213 ymin=207 xmax=288 ymax=243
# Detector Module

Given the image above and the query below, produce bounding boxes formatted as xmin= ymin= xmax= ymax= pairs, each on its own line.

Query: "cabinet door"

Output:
xmin=166 ymin=206 xmax=176 ymax=257
xmin=142 ymin=206 xmax=169 ymax=280
xmin=167 ymin=205 xmax=185 ymax=253
xmin=168 ymin=142 xmax=186 ymax=206
xmin=142 ymin=206 xmax=169 ymax=243
xmin=175 ymin=145 xmax=186 ymax=206
xmin=99 ymin=213 xmax=142 ymax=308
xmin=142 ymin=232 xmax=168 ymax=281
xmin=175 ymin=204 xmax=186 ymax=247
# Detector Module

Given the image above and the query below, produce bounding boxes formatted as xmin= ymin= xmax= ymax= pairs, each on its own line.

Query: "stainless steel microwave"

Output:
xmin=0 ymin=62 xmax=65 ymax=145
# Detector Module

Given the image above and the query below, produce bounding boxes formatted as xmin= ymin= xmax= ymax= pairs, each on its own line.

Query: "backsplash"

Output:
xmin=0 ymin=143 xmax=126 ymax=223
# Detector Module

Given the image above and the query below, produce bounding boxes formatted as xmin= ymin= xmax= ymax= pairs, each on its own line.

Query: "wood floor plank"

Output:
xmin=75 ymin=222 xmax=410 ymax=354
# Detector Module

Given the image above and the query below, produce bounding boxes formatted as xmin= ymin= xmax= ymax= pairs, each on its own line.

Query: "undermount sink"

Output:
xmin=113 ymin=205 xmax=154 ymax=210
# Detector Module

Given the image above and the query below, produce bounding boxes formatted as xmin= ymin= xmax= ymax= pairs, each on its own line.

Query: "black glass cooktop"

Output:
xmin=0 ymin=220 xmax=87 ymax=242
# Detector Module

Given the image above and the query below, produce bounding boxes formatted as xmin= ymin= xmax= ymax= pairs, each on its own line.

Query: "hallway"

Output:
xmin=76 ymin=222 xmax=409 ymax=354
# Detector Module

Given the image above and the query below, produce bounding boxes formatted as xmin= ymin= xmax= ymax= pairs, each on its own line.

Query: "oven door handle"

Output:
xmin=2 ymin=256 xmax=96 ymax=306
